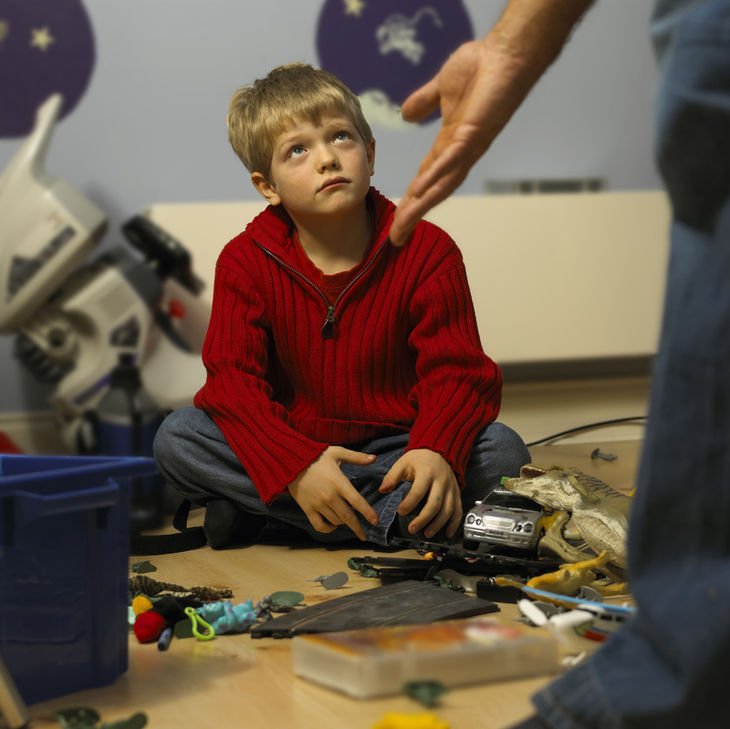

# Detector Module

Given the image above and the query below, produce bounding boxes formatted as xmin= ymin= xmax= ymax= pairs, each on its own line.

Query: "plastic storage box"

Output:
xmin=0 ymin=454 xmax=157 ymax=705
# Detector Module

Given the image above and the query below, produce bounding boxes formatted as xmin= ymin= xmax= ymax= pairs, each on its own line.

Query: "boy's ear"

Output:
xmin=251 ymin=171 xmax=281 ymax=206
xmin=367 ymin=138 xmax=376 ymax=176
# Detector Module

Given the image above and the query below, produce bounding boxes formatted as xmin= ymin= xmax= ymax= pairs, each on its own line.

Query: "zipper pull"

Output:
xmin=321 ymin=305 xmax=336 ymax=339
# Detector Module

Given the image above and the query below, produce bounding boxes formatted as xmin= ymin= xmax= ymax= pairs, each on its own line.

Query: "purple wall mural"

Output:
xmin=0 ymin=0 xmax=96 ymax=138
xmin=316 ymin=0 xmax=474 ymax=129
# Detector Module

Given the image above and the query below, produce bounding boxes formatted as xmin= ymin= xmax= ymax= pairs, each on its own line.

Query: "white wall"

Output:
xmin=148 ymin=190 xmax=671 ymax=365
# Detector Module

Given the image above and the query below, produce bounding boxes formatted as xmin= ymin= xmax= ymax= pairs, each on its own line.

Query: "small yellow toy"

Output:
xmin=527 ymin=551 xmax=630 ymax=596
xmin=372 ymin=712 xmax=449 ymax=729
xmin=131 ymin=594 xmax=153 ymax=615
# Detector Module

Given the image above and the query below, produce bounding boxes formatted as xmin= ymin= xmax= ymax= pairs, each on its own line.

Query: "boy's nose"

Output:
xmin=318 ymin=151 xmax=339 ymax=172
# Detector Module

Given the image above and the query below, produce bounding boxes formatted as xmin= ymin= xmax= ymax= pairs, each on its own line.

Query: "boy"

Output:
xmin=153 ymin=63 xmax=529 ymax=549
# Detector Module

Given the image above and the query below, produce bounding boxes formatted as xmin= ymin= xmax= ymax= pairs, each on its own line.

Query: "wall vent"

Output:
xmin=484 ymin=178 xmax=606 ymax=195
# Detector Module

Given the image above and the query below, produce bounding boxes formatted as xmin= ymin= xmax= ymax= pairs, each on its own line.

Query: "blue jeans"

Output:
xmin=534 ymin=2 xmax=730 ymax=727
xmin=153 ymin=406 xmax=530 ymax=544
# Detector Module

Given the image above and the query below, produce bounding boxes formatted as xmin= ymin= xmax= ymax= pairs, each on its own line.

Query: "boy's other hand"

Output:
xmin=379 ymin=449 xmax=462 ymax=538
xmin=287 ymin=446 xmax=379 ymax=541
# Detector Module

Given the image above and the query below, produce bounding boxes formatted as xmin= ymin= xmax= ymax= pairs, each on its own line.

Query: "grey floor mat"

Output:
xmin=250 ymin=579 xmax=499 ymax=638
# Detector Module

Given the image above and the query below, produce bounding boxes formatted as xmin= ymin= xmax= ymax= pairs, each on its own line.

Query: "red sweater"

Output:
xmin=195 ymin=188 xmax=502 ymax=503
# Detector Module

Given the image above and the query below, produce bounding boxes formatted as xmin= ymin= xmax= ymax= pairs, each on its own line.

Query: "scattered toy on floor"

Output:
xmin=197 ymin=600 xmax=258 ymax=634
xmin=463 ymin=486 xmax=546 ymax=553
xmin=590 ymin=448 xmax=617 ymax=461
xmin=53 ymin=706 xmax=147 ymax=729
xmin=268 ymin=591 xmax=305 ymax=611
xmin=251 ymin=580 xmax=498 ymax=639
xmin=403 ymin=681 xmax=448 ymax=708
xmin=433 ymin=568 xmax=480 ymax=594
xmin=184 ymin=606 xmax=215 ymax=641
xmin=173 ymin=618 xmax=194 ymax=639
xmin=517 ymin=598 xmax=595 ymax=667
xmin=310 ymin=571 xmax=349 ymax=589
xmin=131 ymin=595 xmax=154 ymax=615
xmin=526 ymin=551 xmax=629 ymax=597
xmin=495 ymin=577 xmax=635 ymax=628
xmin=130 ymin=560 xmax=157 ymax=574
xmin=131 ymin=593 xmax=197 ymax=645
xmin=252 ymin=591 xmax=306 ymax=623
xmin=501 ymin=464 xmax=632 ymax=569
xmin=133 ymin=611 xmax=167 ymax=644
xmin=372 ymin=713 xmax=449 ymax=729
xmin=128 ymin=574 xmax=233 ymax=602
xmin=130 ymin=584 xmax=311 ymax=647
xmin=157 ymin=626 xmax=174 ymax=651
xmin=347 ymin=548 xmax=561 ymax=584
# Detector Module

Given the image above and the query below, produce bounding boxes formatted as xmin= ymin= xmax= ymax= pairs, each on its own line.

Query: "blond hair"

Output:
xmin=227 ymin=63 xmax=373 ymax=176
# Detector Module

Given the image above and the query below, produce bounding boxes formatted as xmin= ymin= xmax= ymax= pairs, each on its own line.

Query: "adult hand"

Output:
xmin=390 ymin=39 xmax=516 ymax=246
xmin=380 ymin=448 xmax=462 ymax=538
xmin=389 ymin=0 xmax=593 ymax=246
xmin=287 ymin=446 xmax=379 ymax=540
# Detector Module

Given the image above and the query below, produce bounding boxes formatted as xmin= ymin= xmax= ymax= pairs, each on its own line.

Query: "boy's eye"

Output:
xmin=334 ymin=130 xmax=351 ymax=142
xmin=289 ymin=145 xmax=305 ymax=157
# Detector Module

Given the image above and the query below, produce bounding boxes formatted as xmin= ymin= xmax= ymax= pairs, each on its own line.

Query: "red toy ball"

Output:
xmin=133 ymin=610 xmax=166 ymax=643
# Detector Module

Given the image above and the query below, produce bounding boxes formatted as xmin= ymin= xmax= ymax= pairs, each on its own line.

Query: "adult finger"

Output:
xmin=400 ymin=76 xmax=441 ymax=123
xmin=405 ymin=136 xmax=475 ymax=211
xmin=390 ymin=144 xmax=472 ymax=246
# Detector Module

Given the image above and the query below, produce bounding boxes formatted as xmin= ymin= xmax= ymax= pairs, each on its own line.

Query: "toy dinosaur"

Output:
xmin=501 ymin=464 xmax=632 ymax=569
xmin=526 ymin=551 xmax=629 ymax=596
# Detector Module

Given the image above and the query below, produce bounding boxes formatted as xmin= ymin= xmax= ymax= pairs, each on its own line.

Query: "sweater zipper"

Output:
xmin=254 ymin=239 xmax=388 ymax=339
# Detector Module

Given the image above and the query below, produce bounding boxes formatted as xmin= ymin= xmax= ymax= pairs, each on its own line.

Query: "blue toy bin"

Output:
xmin=0 ymin=454 xmax=157 ymax=705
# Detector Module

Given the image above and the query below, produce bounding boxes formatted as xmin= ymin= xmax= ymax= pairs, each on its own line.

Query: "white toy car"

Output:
xmin=463 ymin=487 xmax=547 ymax=552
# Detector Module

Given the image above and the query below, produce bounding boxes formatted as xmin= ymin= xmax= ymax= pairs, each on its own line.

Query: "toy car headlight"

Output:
xmin=522 ymin=522 xmax=534 ymax=533
xmin=466 ymin=514 xmax=476 ymax=525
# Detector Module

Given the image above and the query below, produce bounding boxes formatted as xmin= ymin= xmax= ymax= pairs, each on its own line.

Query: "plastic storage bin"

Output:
xmin=0 ymin=454 xmax=157 ymax=705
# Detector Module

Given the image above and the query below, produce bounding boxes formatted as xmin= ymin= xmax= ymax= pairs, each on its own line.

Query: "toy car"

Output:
xmin=463 ymin=487 xmax=547 ymax=552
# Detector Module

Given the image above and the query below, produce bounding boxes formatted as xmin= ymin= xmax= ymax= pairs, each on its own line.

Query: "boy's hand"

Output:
xmin=287 ymin=446 xmax=379 ymax=540
xmin=379 ymin=449 xmax=462 ymax=538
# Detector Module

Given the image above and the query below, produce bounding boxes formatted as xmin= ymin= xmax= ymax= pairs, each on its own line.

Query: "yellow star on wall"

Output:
xmin=0 ymin=19 xmax=9 ymax=45
xmin=343 ymin=0 xmax=365 ymax=18
xmin=30 ymin=26 xmax=55 ymax=51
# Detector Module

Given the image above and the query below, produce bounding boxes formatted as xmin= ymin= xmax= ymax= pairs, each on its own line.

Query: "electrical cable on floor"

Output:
xmin=526 ymin=416 xmax=647 ymax=447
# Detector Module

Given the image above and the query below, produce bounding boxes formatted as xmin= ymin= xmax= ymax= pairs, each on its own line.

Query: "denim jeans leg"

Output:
xmin=349 ymin=423 xmax=530 ymax=543
xmin=155 ymin=416 xmax=530 ymax=545
xmin=532 ymin=3 xmax=730 ymax=727
xmin=154 ymin=412 xmax=412 ymax=542
xmin=153 ymin=407 xmax=317 ymax=533
xmin=462 ymin=421 xmax=532 ymax=507
xmin=341 ymin=434 xmax=412 ymax=544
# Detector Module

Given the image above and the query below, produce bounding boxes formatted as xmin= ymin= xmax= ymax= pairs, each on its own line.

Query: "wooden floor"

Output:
xmin=25 ymin=440 xmax=642 ymax=729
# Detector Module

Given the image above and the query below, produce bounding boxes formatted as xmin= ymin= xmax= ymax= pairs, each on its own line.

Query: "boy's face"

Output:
xmin=251 ymin=113 xmax=375 ymax=222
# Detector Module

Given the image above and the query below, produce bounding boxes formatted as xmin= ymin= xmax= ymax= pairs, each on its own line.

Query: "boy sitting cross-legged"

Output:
xmin=153 ymin=63 xmax=530 ymax=549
